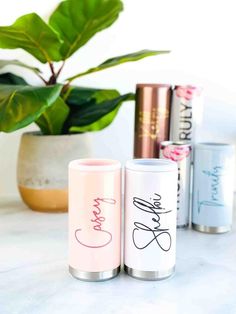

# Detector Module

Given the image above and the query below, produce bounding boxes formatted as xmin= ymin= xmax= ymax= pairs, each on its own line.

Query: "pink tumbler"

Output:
xmin=68 ymin=159 xmax=121 ymax=281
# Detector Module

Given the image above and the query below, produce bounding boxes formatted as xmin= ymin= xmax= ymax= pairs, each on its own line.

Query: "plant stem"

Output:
xmin=36 ymin=73 xmax=48 ymax=85
xmin=56 ymin=61 xmax=65 ymax=79
xmin=49 ymin=62 xmax=56 ymax=77
xmin=47 ymin=62 xmax=57 ymax=85
xmin=61 ymin=83 xmax=71 ymax=100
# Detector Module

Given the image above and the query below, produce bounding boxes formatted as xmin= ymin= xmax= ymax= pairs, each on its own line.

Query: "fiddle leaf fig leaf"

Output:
xmin=0 ymin=84 xmax=62 ymax=132
xmin=0 ymin=0 xmax=168 ymax=135
xmin=0 ymin=72 xmax=28 ymax=85
xmin=71 ymin=92 xmax=133 ymax=127
xmin=49 ymin=0 xmax=123 ymax=59
xmin=63 ymin=86 xmax=120 ymax=105
xmin=67 ymin=50 xmax=170 ymax=81
xmin=0 ymin=13 xmax=62 ymax=63
xmin=36 ymin=97 xmax=69 ymax=135
xmin=69 ymin=104 xmax=121 ymax=132
xmin=63 ymin=86 xmax=134 ymax=133
xmin=0 ymin=60 xmax=41 ymax=74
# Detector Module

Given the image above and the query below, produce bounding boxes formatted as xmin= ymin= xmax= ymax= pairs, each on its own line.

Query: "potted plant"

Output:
xmin=0 ymin=0 xmax=168 ymax=212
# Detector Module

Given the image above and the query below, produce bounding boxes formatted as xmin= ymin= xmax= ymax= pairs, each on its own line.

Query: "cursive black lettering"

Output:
xmin=132 ymin=194 xmax=172 ymax=252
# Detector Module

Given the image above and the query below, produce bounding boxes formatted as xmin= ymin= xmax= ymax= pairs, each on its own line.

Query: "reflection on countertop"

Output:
xmin=0 ymin=196 xmax=236 ymax=314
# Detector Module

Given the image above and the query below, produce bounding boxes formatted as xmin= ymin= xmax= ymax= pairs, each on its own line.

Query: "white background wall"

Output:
xmin=0 ymin=0 xmax=236 ymax=196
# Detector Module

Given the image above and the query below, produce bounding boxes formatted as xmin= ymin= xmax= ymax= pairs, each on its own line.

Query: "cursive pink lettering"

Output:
xmin=75 ymin=198 xmax=116 ymax=249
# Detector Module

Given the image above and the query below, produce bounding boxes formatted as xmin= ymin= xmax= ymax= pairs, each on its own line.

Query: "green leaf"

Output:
xmin=0 ymin=13 xmax=62 ymax=63
xmin=69 ymin=103 xmax=121 ymax=132
xmin=63 ymin=86 xmax=120 ymax=132
xmin=63 ymin=86 xmax=107 ymax=105
xmin=49 ymin=0 xmax=123 ymax=59
xmin=0 ymin=84 xmax=62 ymax=132
xmin=72 ymin=93 xmax=133 ymax=127
xmin=69 ymin=92 xmax=134 ymax=132
xmin=0 ymin=72 xmax=28 ymax=85
xmin=36 ymin=97 xmax=69 ymax=135
xmin=0 ymin=60 xmax=41 ymax=74
xmin=64 ymin=86 xmax=119 ymax=105
xmin=63 ymin=86 xmax=134 ymax=133
xmin=66 ymin=50 xmax=170 ymax=82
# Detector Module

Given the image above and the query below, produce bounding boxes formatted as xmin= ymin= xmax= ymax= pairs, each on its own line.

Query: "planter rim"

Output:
xmin=22 ymin=131 xmax=88 ymax=138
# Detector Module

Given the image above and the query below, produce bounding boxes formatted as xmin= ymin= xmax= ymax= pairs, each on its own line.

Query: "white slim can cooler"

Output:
xmin=124 ymin=159 xmax=178 ymax=280
xmin=192 ymin=143 xmax=235 ymax=233
xmin=170 ymin=85 xmax=203 ymax=144
xmin=160 ymin=141 xmax=192 ymax=228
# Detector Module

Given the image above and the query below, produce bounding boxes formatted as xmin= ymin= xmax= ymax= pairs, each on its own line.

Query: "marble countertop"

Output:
xmin=0 ymin=197 xmax=236 ymax=314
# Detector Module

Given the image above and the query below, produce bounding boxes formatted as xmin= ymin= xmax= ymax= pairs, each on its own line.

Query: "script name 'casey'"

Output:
xmin=75 ymin=198 xmax=116 ymax=248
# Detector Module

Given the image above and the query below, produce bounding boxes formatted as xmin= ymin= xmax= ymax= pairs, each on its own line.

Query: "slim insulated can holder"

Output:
xmin=124 ymin=159 xmax=178 ymax=280
xmin=68 ymin=159 xmax=121 ymax=281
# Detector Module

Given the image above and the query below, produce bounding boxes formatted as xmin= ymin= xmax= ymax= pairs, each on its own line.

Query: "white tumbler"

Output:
xmin=124 ymin=159 xmax=178 ymax=280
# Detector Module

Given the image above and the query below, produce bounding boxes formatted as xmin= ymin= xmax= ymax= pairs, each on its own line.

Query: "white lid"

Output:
xmin=195 ymin=142 xmax=235 ymax=152
xmin=126 ymin=158 xmax=177 ymax=172
xmin=161 ymin=140 xmax=191 ymax=147
xmin=69 ymin=159 xmax=121 ymax=172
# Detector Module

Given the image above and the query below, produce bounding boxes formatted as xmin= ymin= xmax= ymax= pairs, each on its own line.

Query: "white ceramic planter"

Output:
xmin=17 ymin=132 xmax=92 ymax=212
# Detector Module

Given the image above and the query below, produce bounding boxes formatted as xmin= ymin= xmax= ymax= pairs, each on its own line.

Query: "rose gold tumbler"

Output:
xmin=134 ymin=84 xmax=172 ymax=158
xmin=68 ymin=159 xmax=121 ymax=281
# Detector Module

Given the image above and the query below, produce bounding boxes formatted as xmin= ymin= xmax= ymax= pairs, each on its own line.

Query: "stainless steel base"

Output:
xmin=124 ymin=265 xmax=175 ymax=281
xmin=177 ymin=224 xmax=189 ymax=229
xmin=192 ymin=223 xmax=231 ymax=234
xmin=69 ymin=266 xmax=120 ymax=282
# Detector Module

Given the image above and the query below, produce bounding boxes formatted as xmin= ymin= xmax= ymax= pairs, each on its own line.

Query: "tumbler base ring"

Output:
xmin=124 ymin=265 xmax=175 ymax=281
xmin=177 ymin=223 xmax=189 ymax=229
xmin=69 ymin=266 xmax=120 ymax=281
xmin=192 ymin=223 xmax=230 ymax=234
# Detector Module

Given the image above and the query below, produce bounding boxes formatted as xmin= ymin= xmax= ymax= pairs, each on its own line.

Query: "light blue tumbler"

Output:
xmin=192 ymin=143 xmax=235 ymax=233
